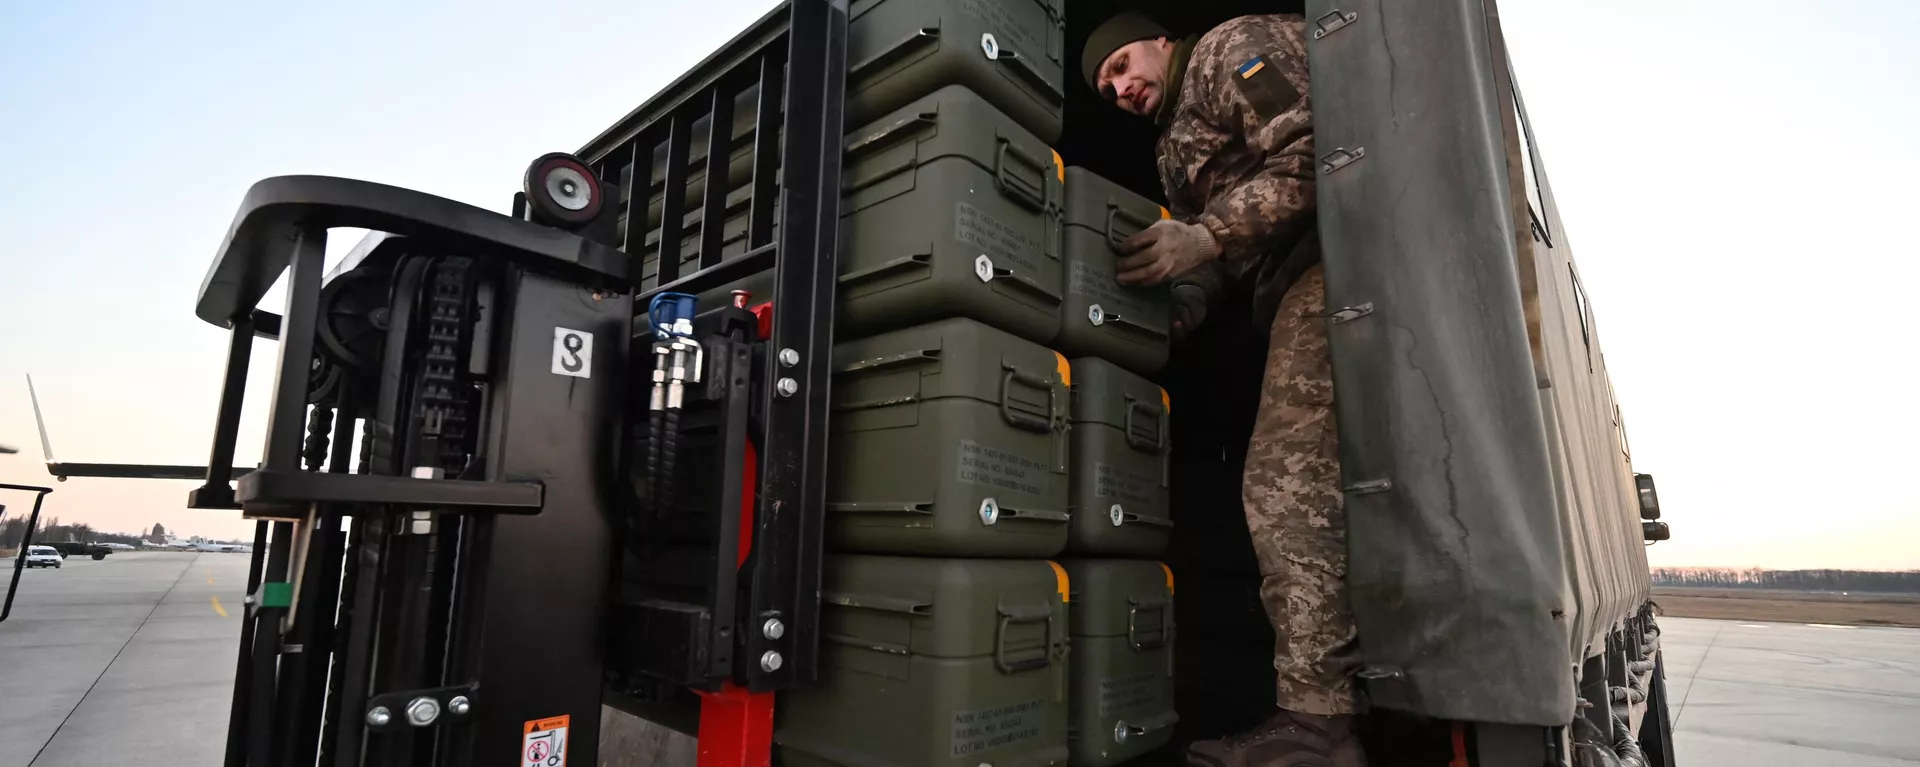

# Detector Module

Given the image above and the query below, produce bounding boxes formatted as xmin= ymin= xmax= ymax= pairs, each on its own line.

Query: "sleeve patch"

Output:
xmin=1230 ymin=52 xmax=1300 ymax=121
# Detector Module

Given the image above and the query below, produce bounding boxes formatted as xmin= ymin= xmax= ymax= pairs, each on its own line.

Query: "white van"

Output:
xmin=21 ymin=545 xmax=63 ymax=569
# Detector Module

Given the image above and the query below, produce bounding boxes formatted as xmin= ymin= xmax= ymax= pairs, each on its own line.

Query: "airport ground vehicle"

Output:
xmin=47 ymin=541 xmax=112 ymax=560
xmin=32 ymin=0 xmax=1676 ymax=765
xmin=21 ymin=545 xmax=63 ymax=569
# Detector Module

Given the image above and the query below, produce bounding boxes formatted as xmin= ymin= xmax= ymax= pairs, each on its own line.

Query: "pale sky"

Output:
xmin=2 ymin=1 xmax=1915 ymax=569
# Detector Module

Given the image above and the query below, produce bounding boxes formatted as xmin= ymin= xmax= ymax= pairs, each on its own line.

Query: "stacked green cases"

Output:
xmin=738 ymin=0 xmax=1179 ymax=763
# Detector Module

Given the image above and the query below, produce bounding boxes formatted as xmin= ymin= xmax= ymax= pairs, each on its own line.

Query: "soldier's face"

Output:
xmin=1096 ymin=38 xmax=1174 ymax=118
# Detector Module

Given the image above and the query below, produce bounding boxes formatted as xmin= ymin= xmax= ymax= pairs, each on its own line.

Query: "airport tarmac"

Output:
xmin=0 ymin=551 xmax=247 ymax=767
xmin=2 ymin=552 xmax=1917 ymax=766
xmin=1659 ymin=614 xmax=1920 ymax=765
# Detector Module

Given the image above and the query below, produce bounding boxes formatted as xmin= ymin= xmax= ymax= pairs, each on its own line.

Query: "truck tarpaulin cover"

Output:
xmin=1307 ymin=0 xmax=1596 ymax=726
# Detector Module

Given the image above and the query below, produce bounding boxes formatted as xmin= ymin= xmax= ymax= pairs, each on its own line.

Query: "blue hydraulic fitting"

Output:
xmin=649 ymin=292 xmax=698 ymax=339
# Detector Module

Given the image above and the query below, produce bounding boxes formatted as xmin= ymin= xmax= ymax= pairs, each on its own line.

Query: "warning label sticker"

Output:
xmin=956 ymin=202 xmax=1040 ymax=272
xmin=522 ymin=715 xmax=570 ymax=767
xmin=958 ymin=440 xmax=1050 ymax=496
xmin=951 ymin=698 xmax=1047 ymax=757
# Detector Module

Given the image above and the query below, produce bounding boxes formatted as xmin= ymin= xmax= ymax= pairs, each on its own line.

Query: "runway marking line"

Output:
xmin=212 ymin=596 xmax=229 ymax=617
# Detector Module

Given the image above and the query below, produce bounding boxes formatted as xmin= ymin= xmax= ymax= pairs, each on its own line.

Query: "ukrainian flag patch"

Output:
xmin=1238 ymin=57 xmax=1266 ymax=79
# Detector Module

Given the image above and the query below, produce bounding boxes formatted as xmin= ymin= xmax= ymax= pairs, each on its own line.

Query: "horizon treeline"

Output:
xmin=1654 ymin=567 xmax=1920 ymax=594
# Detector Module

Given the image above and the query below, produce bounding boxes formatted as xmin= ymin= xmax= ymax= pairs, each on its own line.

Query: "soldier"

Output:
xmin=1082 ymin=12 xmax=1364 ymax=767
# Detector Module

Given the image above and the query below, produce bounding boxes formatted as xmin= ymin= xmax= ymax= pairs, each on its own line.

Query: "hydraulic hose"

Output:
xmin=1609 ymin=708 xmax=1650 ymax=767
xmin=643 ymin=291 xmax=699 ymax=522
xmin=658 ymin=408 xmax=682 ymax=520
xmin=646 ymin=348 xmax=670 ymax=520
xmin=1571 ymin=708 xmax=1650 ymax=767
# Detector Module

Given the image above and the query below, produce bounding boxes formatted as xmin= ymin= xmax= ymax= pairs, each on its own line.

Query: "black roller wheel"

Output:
xmin=308 ymin=354 xmax=343 ymax=406
xmin=522 ymin=152 xmax=604 ymax=228
xmin=318 ymin=267 xmax=388 ymax=372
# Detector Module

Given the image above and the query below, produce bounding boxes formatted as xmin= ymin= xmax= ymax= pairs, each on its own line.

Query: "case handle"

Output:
xmin=835 ymin=348 xmax=941 ymax=376
xmin=1122 ymin=395 xmax=1167 ymax=452
xmin=1105 ymin=203 xmax=1155 ymax=248
xmin=849 ymin=28 xmax=942 ymax=83
xmin=825 ymin=502 xmax=934 ymax=516
xmin=1113 ymin=711 xmax=1181 ymax=744
xmin=995 ymin=139 xmax=1050 ymax=212
xmin=1103 ymin=312 xmax=1170 ymax=342
xmin=994 ymin=506 xmax=1070 ymax=523
xmin=1110 ymin=509 xmax=1173 ymax=529
xmin=837 ymin=251 xmax=932 ymax=287
xmin=845 ymin=113 xmax=938 ymax=161
xmin=823 ymin=590 xmax=933 ymax=616
xmin=994 ymin=603 xmax=1056 ymax=674
xmin=820 ymin=632 xmax=911 ymax=656
xmin=1127 ymin=597 xmax=1173 ymax=651
xmin=999 ymin=365 xmax=1058 ymax=433
xmin=986 ymin=264 xmax=1063 ymax=305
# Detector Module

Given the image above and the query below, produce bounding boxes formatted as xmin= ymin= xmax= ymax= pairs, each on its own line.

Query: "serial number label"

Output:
xmin=951 ymin=699 xmax=1048 ymax=757
xmin=956 ymin=202 xmax=1041 ymax=272
xmin=1068 ymin=262 xmax=1157 ymax=318
xmin=959 ymin=0 xmax=1042 ymax=54
xmin=1100 ymin=671 xmax=1163 ymax=717
xmin=1094 ymin=461 xmax=1157 ymax=507
xmin=959 ymin=440 xmax=1050 ymax=496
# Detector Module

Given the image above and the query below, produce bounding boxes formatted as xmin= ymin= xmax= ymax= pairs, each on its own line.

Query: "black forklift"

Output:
xmin=36 ymin=0 xmax=1677 ymax=765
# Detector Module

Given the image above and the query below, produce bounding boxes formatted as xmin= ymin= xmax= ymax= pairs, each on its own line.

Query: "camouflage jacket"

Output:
xmin=1157 ymin=14 xmax=1318 ymax=315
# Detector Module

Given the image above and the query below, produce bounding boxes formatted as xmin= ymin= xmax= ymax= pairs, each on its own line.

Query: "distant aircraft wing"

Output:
xmin=27 ymin=374 xmax=254 ymax=482
xmin=44 ymin=462 xmax=256 ymax=481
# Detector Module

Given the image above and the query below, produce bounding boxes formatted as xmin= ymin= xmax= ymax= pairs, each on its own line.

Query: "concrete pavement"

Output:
xmin=0 ymin=551 xmax=247 ymax=767
xmin=1659 ymin=616 xmax=1920 ymax=765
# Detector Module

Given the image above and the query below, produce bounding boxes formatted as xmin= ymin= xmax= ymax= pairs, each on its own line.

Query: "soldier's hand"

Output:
xmin=1170 ymin=282 xmax=1208 ymax=342
xmin=1115 ymin=220 xmax=1220 ymax=286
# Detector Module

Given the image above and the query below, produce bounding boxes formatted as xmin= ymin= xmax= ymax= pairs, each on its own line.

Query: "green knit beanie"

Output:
xmin=1080 ymin=12 xmax=1171 ymax=92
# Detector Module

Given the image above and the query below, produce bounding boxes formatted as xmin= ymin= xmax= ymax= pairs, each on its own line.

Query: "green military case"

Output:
xmin=1055 ymin=167 xmax=1174 ymax=376
xmin=1060 ymin=560 xmax=1177 ymax=767
xmin=1065 ymin=358 xmax=1172 ymax=557
xmin=655 ymin=85 xmax=1068 ymax=348
xmin=616 ymin=0 xmax=1068 ymax=292
xmin=847 ymin=0 xmax=1066 ymax=143
xmin=777 ymin=555 xmax=1072 ymax=767
xmin=836 ymin=84 xmax=1065 ymax=345
xmin=829 ymin=317 xmax=1071 ymax=557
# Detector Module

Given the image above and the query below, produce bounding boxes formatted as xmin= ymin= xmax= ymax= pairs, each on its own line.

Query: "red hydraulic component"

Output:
xmin=750 ymin=302 xmax=773 ymax=341
xmin=694 ymin=683 xmax=776 ymax=767
xmin=696 ymin=295 xmax=775 ymax=767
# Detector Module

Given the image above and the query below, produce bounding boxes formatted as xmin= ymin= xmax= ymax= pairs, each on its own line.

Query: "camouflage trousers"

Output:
xmin=1241 ymin=263 xmax=1362 ymax=716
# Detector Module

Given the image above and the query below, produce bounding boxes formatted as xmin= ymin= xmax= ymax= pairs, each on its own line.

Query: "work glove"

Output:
xmin=1115 ymin=219 xmax=1220 ymax=287
xmin=1170 ymin=283 xmax=1207 ymax=342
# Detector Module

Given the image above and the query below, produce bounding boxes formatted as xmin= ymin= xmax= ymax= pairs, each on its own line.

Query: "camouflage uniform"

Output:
xmin=1157 ymin=14 xmax=1361 ymax=717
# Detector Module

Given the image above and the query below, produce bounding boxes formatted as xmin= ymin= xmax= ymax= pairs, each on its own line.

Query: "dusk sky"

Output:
xmin=2 ymin=1 xmax=1915 ymax=569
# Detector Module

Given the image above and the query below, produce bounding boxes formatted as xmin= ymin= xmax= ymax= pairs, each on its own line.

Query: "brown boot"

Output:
xmin=1185 ymin=709 xmax=1367 ymax=767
